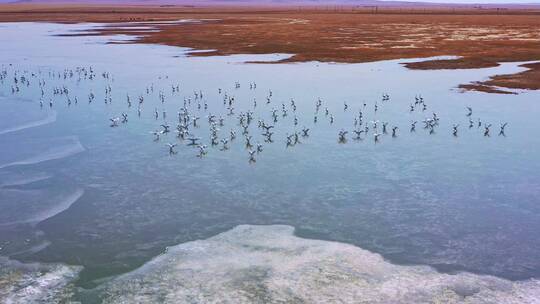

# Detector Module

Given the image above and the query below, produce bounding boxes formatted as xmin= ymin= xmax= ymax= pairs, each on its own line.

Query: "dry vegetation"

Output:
xmin=1 ymin=4 xmax=540 ymax=93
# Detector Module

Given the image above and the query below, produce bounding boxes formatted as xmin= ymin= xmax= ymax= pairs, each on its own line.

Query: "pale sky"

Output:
xmin=0 ymin=0 xmax=538 ymax=4
xmin=391 ymin=0 xmax=539 ymax=3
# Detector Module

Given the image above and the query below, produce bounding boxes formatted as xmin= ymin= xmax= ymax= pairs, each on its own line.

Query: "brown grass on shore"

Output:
xmin=1 ymin=4 xmax=540 ymax=94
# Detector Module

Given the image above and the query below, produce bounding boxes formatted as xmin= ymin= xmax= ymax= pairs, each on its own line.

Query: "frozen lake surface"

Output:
xmin=1 ymin=22 xmax=540 ymax=303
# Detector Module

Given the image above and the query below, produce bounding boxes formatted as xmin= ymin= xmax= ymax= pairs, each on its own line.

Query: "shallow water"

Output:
xmin=1 ymin=22 xmax=540 ymax=303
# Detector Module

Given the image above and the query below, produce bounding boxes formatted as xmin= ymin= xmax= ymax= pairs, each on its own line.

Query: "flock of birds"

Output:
xmin=1 ymin=64 xmax=509 ymax=163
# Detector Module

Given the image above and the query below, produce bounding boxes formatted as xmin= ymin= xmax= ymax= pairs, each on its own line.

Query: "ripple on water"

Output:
xmin=99 ymin=225 xmax=540 ymax=303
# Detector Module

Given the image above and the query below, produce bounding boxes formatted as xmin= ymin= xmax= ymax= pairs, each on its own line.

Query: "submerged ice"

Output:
xmin=101 ymin=225 xmax=540 ymax=304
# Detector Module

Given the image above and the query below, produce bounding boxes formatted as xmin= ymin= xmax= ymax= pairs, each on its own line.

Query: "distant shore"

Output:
xmin=1 ymin=4 xmax=540 ymax=93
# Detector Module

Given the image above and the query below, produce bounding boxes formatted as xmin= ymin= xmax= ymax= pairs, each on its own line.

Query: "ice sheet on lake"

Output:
xmin=0 ymin=172 xmax=51 ymax=188
xmin=24 ymin=188 xmax=84 ymax=225
xmin=0 ymin=188 xmax=84 ymax=226
xmin=0 ymin=96 xmax=56 ymax=135
xmin=0 ymin=257 xmax=81 ymax=304
xmin=0 ymin=111 xmax=56 ymax=136
xmin=0 ymin=136 xmax=84 ymax=170
xmin=102 ymin=225 xmax=540 ymax=304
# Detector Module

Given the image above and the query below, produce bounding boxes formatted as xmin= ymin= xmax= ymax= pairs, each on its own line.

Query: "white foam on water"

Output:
xmin=101 ymin=225 xmax=540 ymax=304
xmin=0 ymin=257 xmax=81 ymax=304
xmin=0 ymin=136 xmax=84 ymax=170
xmin=0 ymin=111 xmax=57 ymax=136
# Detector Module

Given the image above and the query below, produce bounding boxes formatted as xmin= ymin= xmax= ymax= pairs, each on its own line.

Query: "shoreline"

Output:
xmin=1 ymin=5 xmax=540 ymax=94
